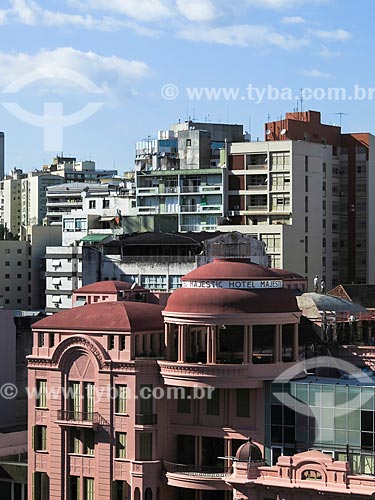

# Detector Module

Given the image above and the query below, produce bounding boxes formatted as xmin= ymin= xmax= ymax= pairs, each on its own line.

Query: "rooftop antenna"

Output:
xmin=267 ymin=113 xmax=271 ymax=122
xmin=192 ymin=108 xmax=196 ymax=121
xmin=299 ymin=88 xmax=304 ymax=119
xmin=334 ymin=112 xmax=348 ymax=128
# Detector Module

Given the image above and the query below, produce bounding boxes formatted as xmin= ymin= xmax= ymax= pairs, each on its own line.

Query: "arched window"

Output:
xmin=145 ymin=488 xmax=153 ymax=500
xmin=134 ymin=487 xmax=140 ymax=500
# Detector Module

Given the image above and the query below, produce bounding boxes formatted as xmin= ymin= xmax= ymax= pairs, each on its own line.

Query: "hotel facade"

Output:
xmin=28 ymin=261 xmax=375 ymax=500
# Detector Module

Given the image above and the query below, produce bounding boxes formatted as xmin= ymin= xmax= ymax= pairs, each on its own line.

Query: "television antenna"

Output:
xmin=334 ymin=112 xmax=348 ymax=128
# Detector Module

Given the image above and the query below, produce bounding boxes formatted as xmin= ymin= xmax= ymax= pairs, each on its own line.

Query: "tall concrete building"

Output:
xmin=0 ymin=131 xmax=4 ymax=181
xmin=264 ymin=111 xmax=375 ymax=285
xmin=135 ymin=121 xmax=244 ymax=232
xmin=221 ymin=138 xmax=340 ymax=289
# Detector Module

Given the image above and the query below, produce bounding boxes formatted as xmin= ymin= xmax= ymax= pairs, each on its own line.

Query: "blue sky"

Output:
xmin=0 ymin=0 xmax=373 ymax=173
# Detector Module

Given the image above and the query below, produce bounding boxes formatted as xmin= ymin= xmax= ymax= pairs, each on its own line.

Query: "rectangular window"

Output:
xmin=115 ymin=385 xmax=127 ymax=414
xmin=33 ymin=472 xmax=49 ymax=500
xmin=84 ymin=382 xmax=95 ymax=418
xmin=108 ymin=335 xmax=115 ymax=350
xmin=119 ymin=336 xmax=126 ymax=351
xmin=69 ymin=476 xmax=80 ymax=500
xmin=177 ymin=387 xmax=191 ymax=413
xmin=103 ymin=199 xmax=110 ymax=208
xmin=69 ymin=382 xmax=80 ymax=418
xmin=38 ymin=332 xmax=45 ymax=348
xmin=140 ymin=384 xmax=153 ymax=415
xmin=49 ymin=333 xmax=55 ymax=348
xmin=33 ymin=425 xmax=47 ymax=451
xmin=206 ymin=389 xmax=220 ymax=415
xmin=84 ymin=478 xmax=94 ymax=500
xmin=84 ymin=429 xmax=95 ymax=456
xmin=236 ymin=389 xmax=251 ymax=417
xmin=116 ymin=432 xmax=127 ymax=459
xmin=113 ymin=481 xmax=130 ymax=500
xmin=69 ymin=428 xmax=81 ymax=454
xmin=139 ymin=433 xmax=153 ymax=461
xmin=36 ymin=380 xmax=47 ymax=408
xmin=89 ymin=200 xmax=96 ymax=209
xmin=75 ymin=218 xmax=87 ymax=231
xmin=63 ymin=218 xmax=75 ymax=232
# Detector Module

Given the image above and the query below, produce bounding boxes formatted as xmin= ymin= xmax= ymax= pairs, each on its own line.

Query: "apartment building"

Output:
xmin=43 ymin=156 xmax=117 ymax=183
xmin=136 ymin=121 xmax=244 ymax=232
xmin=45 ymin=246 xmax=83 ymax=313
xmin=264 ymin=111 xmax=375 ymax=285
xmin=220 ymin=138 xmax=339 ymax=290
xmin=0 ymin=225 xmax=61 ymax=310
xmin=0 ymin=131 xmax=4 ymax=181
xmin=0 ymin=168 xmax=64 ymax=236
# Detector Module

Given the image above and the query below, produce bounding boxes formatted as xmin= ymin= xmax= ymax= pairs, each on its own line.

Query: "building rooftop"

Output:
xmin=75 ymin=280 xmax=146 ymax=294
xmin=182 ymin=259 xmax=279 ymax=281
xmin=114 ymin=231 xmax=224 ymax=246
xmin=328 ymin=284 xmax=375 ymax=309
xmin=33 ymin=301 xmax=164 ymax=333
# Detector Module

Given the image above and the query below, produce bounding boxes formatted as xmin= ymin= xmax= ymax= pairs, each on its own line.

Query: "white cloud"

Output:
xmin=311 ymin=28 xmax=352 ymax=41
xmin=301 ymin=69 xmax=334 ymax=79
xmin=245 ymin=0 xmax=324 ymax=7
xmin=0 ymin=47 xmax=151 ymax=93
xmin=176 ymin=0 xmax=217 ymax=22
xmin=0 ymin=9 xmax=7 ymax=24
xmin=67 ymin=0 xmax=173 ymax=22
xmin=281 ymin=16 xmax=305 ymax=24
xmin=319 ymin=45 xmax=341 ymax=57
xmin=179 ymin=24 xmax=309 ymax=49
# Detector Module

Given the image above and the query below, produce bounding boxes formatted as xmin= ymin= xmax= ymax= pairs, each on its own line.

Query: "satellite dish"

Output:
xmin=266 ymin=129 xmax=271 ymax=135
xmin=280 ymin=129 xmax=287 ymax=135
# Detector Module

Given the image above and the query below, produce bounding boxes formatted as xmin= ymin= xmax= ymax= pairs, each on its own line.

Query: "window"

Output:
xmin=33 ymin=472 xmax=49 ymax=500
xmin=69 ymin=477 xmax=80 ymax=500
xmin=236 ymin=389 xmax=251 ymax=417
xmin=115 ymin=385 xmax=127 ymax=414
xmin=140 ymin=275 xmax=167 ymax=291
xmin=116 ymin=432 xmax=127 ymax=459
xmin=75 ymin=218 xmax=87 ymax=231
xmin=63 ymin=218 xmax=75 ymax=232
xmin=38 ymin=332 xmax=45 ymax=347
xmin=84 ymin=478 xmax=94 ymax=500
xmin=89 ymin=200 xmax=96 ymax=209
xmin=119 ymin=336 xmax=126 ymax=351
xmin=177 ymin=387 xmax=191 ymax=413
xmin=169 ymin=275 xmax=182 ymax=290
xmin=5 ymin=249 xmax=10 ymax=254
xmin=83 ymin=430 xmax=95 ymax=456
xmin=17 ymin=286 xmax=22 ymax=291
xmin=69 ymin=428 xmax=81 ymax=454
xmin=17 ymin=273 xmax=22 ymax=279
xmin=103 ymin=199 xmax=110 ymax=208
xmin=84 ymin=382 xmax=95 ymax=417
xmin=36 ymin=380 xmax=47 ymax=408
xmin=5 ymin=261 xmax=9 ymax=266
xmin=261 ymin=234 xmax=281 ymax=253
xmin=206 ymin=389 xmax=220 ymax=415
xmin=17 ymin=248 xmax=22 ymax=254
xmin=139 ymin=433 xmax=153 ymax=460
xmin=5 ymin=274 xmax=9 ymax=279
xmin=49 ymin=333 xmax=55 ymax=348
xmin=33 ymin=425 xmax=47 ymax=451
xmin=186 ymin=139 xmax=191 ymax=147
xmin=271 ymin=152 xmax=290 ymax=170
xmin=108 ymin=335 xmax=115 ymax=350
xmin=113 ymin=481 xmax=130 ymax=500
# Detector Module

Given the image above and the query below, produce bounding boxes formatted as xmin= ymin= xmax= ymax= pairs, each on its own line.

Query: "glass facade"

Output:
xmin=266 ymin=379 xmax=375 ymax=475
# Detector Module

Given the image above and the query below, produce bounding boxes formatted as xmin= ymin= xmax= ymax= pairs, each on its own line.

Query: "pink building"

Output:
xmin=27 ymin=261 xmax=375 ymax=500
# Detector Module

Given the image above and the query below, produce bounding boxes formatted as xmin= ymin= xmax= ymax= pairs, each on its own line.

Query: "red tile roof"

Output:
xmin=33 ymin=301 xmax=164 ymax=332
xmin=182 ymin=259 xmax=280 ymax=281
xmin=74 ymin=280 xmax=145 ymax=294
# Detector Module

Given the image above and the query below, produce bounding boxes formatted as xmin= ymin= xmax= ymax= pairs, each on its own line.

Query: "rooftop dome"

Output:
xmin=236 ymin=439 xmax=263 ymax=462
xmin=33 ymin=301 xmax=164 ymax=333
xmin=165 ymin=259 xmax=299 ymax=316
xmin=182 ymin=259 xmax=280 ymax=281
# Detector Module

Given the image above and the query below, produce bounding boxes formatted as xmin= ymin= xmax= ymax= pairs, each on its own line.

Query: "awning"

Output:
xmin=99 ymin=216 xmax=116 ymax=222
xmin=80 ymin=234 xmax=111 ymax=243
xmin=52 ymin=296 xmax=62 ymax=303
xmin=52 ymin=278 xmax=61 ymax=285
xmin=0 ymin=463 xmax=27 ymax=483
xmin=52 ymin=260 xmax=61 ymax=266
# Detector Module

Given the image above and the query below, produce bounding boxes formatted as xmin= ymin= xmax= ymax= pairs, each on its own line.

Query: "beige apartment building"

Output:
xmin=221 ymin=139 xmax=340 ymax=290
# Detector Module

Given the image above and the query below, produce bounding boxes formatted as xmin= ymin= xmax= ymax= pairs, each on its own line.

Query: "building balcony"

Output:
xmin=164 ymin=461 xmax=231 ymax=490
xmin=158 ymin=361 xmax=257 ymax=389
xmin=246 ymin=164 xmax=268 ymax=170
xmin=246 ymin=205 xmax=268 ymax=211
xmin=180 ymin=225 xmax=217 ymax=232
xmin=180 ymin=205 xmax=222 ymax=213
xmin=55 ymin=411 xmax=108 ymax=430
xmin=138 ymin=206 xmax=159 ymax=214
xmin=180 ymin=185 xmax=222 ymax=194
xmin=137 ymin=187 xmax=159 ymax=195
xmin=135 ymin=413 xmax=158 ymax=425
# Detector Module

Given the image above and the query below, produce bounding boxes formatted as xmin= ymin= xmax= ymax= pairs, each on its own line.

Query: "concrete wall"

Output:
xmin=0 ymin=309 xmax=16 ymax=428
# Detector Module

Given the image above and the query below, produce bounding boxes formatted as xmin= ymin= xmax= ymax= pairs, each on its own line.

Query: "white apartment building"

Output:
xmin=44 ymin=157 xmax=117 ymax=182
xmin=0 ymin=169 xmax=64 ymax=236
xmin=221 ymin=140 xmax=339 ymax=289
xmin=45 ymin=246 xmax=82 ymax=313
